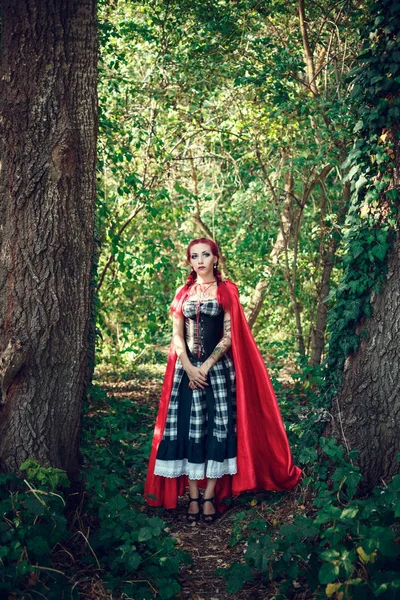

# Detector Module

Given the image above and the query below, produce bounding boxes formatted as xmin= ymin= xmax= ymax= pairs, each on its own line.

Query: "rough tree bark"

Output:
xmin=330 ymin=139 xmax=400 ymax=490
xmin=0 ymin=0 xmax=97 ymax=478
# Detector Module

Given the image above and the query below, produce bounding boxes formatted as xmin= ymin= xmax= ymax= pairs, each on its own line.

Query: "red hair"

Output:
xmin=171 ymin=237 xmax=226 ymax=315
xmin=185 ymin=237 xmax=222 ymax=286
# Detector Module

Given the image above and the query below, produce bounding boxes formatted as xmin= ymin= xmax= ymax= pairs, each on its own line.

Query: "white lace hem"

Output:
xmin=154 ymin=457 xmax=237 ymax=479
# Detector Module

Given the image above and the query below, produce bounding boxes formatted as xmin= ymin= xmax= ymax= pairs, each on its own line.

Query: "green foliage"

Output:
xmin=0 ymin=467 xmax=74 ymax=598
xmin=216 ymin=562 xmax=254 ymax=593
xmin=20 ymin=458 xmax=70 ymax=490
xmin=325 ymin=0 xmax=400 ymax=393
xmin=79 ymin=383 xmax=191 ymax=598
xmin=219 ymin=437 xmax=400 ymax=599
xmin=0 ymin=382 xmax=188 ymax=599
xmin=219 ymin=337 xmax=400 ymax=598
xmin=95 ymin=0 xmax=366 ymax=367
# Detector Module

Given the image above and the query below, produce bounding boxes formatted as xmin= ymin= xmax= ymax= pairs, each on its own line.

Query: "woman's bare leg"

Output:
xmin=203 ymin=478 xmax=217 ymax=515
xmin=188 ymin=479 xmax=200 ymax=515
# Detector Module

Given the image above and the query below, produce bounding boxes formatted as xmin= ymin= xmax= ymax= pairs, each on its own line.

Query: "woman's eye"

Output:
xmin=203 ymin=253 xmax=210 ymax=257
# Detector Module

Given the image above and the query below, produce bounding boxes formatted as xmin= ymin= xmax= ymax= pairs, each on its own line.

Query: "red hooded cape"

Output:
xmin=144 ymin=280 xmax=302 ymax=510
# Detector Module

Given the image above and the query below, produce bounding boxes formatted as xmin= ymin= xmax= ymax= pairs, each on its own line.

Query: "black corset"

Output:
xmin=184 ymin=310 xmax=224 ymax=362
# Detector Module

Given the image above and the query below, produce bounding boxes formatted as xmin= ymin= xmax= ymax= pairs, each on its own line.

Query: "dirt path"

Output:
xmin=95 ymin=368 xmax=303 ymax=600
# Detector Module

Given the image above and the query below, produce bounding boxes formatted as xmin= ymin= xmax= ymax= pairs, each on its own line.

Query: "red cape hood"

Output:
xmin=144 ymin=280 xmax=302 ymax=509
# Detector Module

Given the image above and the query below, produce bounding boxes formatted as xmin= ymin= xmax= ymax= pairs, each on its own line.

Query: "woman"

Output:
xmin=144 ymin=238 xmax=301 ymax=523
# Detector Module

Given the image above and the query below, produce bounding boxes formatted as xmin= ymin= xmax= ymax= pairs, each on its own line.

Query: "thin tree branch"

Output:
xmin=97 ymin=200 xmax=146 ymax=292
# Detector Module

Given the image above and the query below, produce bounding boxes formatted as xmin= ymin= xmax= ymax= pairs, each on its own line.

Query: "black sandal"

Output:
xmin=187 ymin=496 xmax=201 ymax=522
xmin=202 ymin=497 xmax=219 ymax=523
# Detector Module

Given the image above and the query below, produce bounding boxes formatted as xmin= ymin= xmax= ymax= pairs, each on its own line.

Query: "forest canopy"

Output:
xmin=95 ymin=0 xmax=367 ymax=368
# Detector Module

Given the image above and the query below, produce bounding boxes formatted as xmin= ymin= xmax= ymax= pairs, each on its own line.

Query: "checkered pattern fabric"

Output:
xmin=161 ymin=361 xmax=185 ymax=441
xmin=162 ymin=297 xmax=236 ymax=445
xmin=209 ymin=354 xmax=236 ymax=441
xmin=162 ymin=354 xmax=236 ymax=444
xmin=183 ymin=298 xmax=222 ymax=317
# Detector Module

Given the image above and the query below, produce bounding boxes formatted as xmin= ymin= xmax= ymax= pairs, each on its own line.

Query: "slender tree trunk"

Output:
xmin=246 ymin=279 xmax=269 ymax=329
xmin=282 ymin=170 xmax=307 ymax=355
xmin=298 ymin=0 xmax=318 ymax=96
xmin=189 ymin=151 xmax=229 ymax=277
xmin=0 ymin=0 xmax=98 ymax=478
xmin=292 ymin=300 xmax=306 ymax=355
xmin=310 ymin=255 xmax=334 ymax=364
xmin=310 ymin=182 xmax=350 ymax=365
xmin=246 ymin=169 xmax=293 ymax=328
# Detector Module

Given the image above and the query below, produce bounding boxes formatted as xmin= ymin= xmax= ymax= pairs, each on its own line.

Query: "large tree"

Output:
xmin=0 ymin=0 xmax=97 ymax=478
xmin=327 ymin=0 xmax=400 ymax=490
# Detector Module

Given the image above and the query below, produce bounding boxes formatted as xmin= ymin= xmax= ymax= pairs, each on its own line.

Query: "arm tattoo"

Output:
xmin=208 ymin=315 xmax=232 ymax=365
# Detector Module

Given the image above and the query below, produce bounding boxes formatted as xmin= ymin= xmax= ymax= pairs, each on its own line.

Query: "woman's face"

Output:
xmin=189 ymin=243 xmax=217 ymax=279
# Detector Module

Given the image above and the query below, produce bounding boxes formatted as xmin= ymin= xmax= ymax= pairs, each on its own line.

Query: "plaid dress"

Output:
xmin=154 ymin=298 xmax=237 ymax=480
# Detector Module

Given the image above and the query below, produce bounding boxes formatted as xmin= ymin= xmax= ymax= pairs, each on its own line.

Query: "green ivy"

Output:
xmin=324 ymin=0 xmax=400 ymax=395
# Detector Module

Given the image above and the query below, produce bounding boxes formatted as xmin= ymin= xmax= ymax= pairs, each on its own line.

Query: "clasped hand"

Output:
xmin=185 ymin=364 xmax=209 ymax=390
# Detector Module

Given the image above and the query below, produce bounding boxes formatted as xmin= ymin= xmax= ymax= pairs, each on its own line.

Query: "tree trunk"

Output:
xmin=310 ymin=182 xmax=350 ymax=365
xmin=330 ymin=228 xmax=400 ymax=489
xmin=329 ymin=126 xmax=400 ymax=489
xmin=246 ymin=278 xmax=269 ymax=330
xmin=246 ymin=169 xmax=293 ymax=328
xmin=298 ymin=0 xmax=318 ymax=96
xmin=310 ymin=254 xmax=334 ymax=365
xmin=0 ymin=0 xmax=98 ymax=479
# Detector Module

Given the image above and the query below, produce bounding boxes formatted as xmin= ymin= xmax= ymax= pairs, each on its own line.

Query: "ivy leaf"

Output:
xmin=347 ymin=164 xmax=360 ymax=180
xmin=138 ymin=526 xmax=153 ymax=541
xmin=248 ymin=518 xmax=268 ymax=532
xmin=386 ymin=188 xmax=399 ymax=201
xmin=109 ymin=494 xmax=128 ymax=512
xmin=320 ymin=549 xmax=340 ymax=562
xmin=23 ymin=494 xmax=47 ymax=516
xmin=350 ymin=242 xmax=365 ymax=259
xmin=326 ymin=583 xmax=342 ymax=598
xmin=279 ymin=516 xmax=319 ymax=542
xmin=355 ymin=175 xmax=368 ymax=191
xmin=246 ymin=535 xmax=276 ymax=571
xmin=319 ymin=562 xmax=340 ymax=584
xmin=158 ymin=579 xmax=181 ymax=599
xmin=222 ymin=563 xmax=254 ymax=593
xmin=340 ymin=506 xmax=359 ymax=519
xmin=370 ymin=243 xmax=388 ymax=261
xmin=127 ymin=551 xmax=141 ymax=572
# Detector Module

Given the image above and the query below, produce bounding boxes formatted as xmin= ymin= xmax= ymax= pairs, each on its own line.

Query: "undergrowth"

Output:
xmin=0 ymin=462 xmax=74 ymax=598
xmin=79 ymin=383 xmax=191 ymax=598
xmin=0 ymin=382 xmax=189 ymax=599
xmin=217 ymin=365 xmax=400 ymax=599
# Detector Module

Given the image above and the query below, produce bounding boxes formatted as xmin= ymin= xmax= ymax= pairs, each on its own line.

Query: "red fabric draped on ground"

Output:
xmin=144 ymin=280 xmax=302 ymax=510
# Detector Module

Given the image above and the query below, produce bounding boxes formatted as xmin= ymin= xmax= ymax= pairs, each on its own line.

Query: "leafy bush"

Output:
xmin=0 ymin=382 xmax=189 ymax=599
xmin=218 ymin=439 xmax=400 ymax=599
xmin=0 ymin=461 xmax=74 ymax=598
xmin=79 ymin=383 xmax=191 ymax=599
